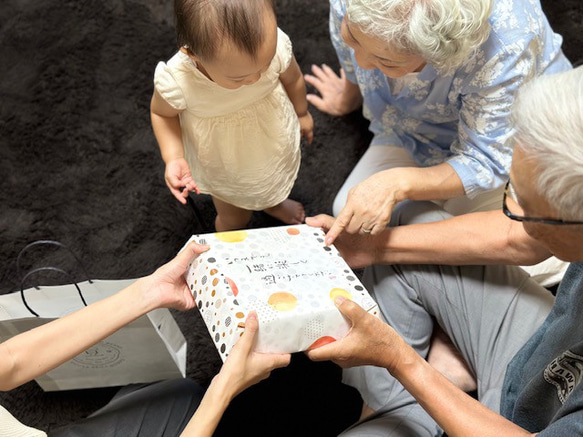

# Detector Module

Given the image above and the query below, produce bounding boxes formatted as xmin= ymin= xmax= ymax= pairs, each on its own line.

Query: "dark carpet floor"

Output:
xmin=0 ymin=0 xmax=581 ymax=435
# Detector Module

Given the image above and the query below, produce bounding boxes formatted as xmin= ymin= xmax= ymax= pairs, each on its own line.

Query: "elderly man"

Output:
xmin=307 ymin=66 xmax=583 ymax=436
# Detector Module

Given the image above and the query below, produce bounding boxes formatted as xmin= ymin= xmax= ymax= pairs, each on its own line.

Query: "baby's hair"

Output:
xmin=175 ymin=0 xmax=275 ymax=61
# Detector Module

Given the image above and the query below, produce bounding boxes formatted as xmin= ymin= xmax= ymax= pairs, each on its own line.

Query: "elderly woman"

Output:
xmin=306 ymin=0 xmax=571 ymax=243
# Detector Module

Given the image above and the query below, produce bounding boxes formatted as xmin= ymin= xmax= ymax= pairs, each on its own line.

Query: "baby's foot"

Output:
xmin=264 ymin=199 xmax=305 ymax=225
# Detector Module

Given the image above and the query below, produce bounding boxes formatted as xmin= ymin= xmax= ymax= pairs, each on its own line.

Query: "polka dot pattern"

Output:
xmin=184 ymin=224 xmax=379 ymax=362
xmin=267 ymin=292 xmax=298 ymax=311
xmin=329 ymin=288 xmax=353 ymax=301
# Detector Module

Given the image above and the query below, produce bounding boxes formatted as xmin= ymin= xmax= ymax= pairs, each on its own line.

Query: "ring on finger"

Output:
xmin=361 ymin=228 xmax=372 ymax=234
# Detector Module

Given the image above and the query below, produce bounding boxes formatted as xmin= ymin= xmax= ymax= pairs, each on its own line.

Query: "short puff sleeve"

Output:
xmin=153 ymin=61 xmax=187 ymax=111
xmin=273 ymin=28 xmax=293 ymax=74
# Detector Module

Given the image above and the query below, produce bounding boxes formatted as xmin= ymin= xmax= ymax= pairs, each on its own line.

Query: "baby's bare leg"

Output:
xmin=212 ymin=197 xmax=253 ymax=232
xmin=264 ymin=199 xmax=305 ymax=225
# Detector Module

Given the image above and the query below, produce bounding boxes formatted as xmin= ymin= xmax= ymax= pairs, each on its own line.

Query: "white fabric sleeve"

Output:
xmin=153 ymin=61 xmax=187 ymax=111
xmin=274 ymin=28 xmax=293 ymax=74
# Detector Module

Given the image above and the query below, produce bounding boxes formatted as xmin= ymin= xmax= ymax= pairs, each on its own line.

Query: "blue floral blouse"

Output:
xmin=330 ymin=0 xmax=571 ymax=196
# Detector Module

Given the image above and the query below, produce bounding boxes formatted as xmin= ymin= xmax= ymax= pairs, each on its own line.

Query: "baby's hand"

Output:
xmin=298 ymin=111 xmax=314 ymax=145
xmin=165 ymin=158 xmax=200 ymax=204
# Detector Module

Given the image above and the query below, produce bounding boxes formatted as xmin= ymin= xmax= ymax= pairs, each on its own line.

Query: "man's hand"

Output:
xmin=304 ymin=64 xmax=363 ymax=116
xmin=165 ymin=158 xmax=200 ymax=204
xmin=306 ymin=297 xmax=404 ymax=371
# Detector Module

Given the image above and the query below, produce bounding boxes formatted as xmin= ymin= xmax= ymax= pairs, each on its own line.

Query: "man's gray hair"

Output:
xmin=512 ymin=66 xmax=583 ymax=221
xmin=345 ymin=0 xmax=493 ymax=73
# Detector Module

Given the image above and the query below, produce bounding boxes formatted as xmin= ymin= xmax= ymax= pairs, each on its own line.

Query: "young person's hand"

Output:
xmin=306 ymin=214 xmax=382 ymax=269
xmin=304 ymin=65 xmax=363 ymax=116
xmin=214 ymin=312 xmax=291 ymax=400
xmin=165 ymin=158 xmax=200 ymax=204
xmin=298 ymin=111 xmax=314 ymax=144
xmin=181 ymin=312 xmax=290 ymax=436
xmin=141 ymin=241 xmax=209 ymax=311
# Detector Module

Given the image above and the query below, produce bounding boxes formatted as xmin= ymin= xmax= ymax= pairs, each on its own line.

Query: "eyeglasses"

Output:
xmin=502 ymin=180 xmax=583 ymax=225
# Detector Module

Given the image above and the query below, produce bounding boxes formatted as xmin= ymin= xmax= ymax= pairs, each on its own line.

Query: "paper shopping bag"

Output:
xmin=0 ymin=279 xmax=187 ymax=391
xmin=183 ymin=224 xmax=379 ymax=361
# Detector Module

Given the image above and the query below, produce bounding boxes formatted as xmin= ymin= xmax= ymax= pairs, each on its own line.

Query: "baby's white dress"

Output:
xmin=154 ymin=28 xmax=301 ymax=211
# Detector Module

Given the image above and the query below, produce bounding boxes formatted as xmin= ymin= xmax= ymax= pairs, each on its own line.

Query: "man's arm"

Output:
xmin=378 ymin=209 xmax=551 ymax=266
xmin=307 ymin=208 xmax=551 ymax=269
xmin=307 ymin=298 xmax=537 ymax=437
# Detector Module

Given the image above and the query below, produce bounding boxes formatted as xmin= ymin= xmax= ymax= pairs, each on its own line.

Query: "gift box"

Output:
xmin=184 ymin=224 xmax=379 ymax=361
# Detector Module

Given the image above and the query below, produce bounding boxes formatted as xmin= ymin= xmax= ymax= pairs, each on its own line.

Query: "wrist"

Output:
xmin=340 ymin=81 xmax=363 ymax=113
xmin=208 ymin=374 xmax=236 ymax=406
xmin=392 ymin=164 xmax=465 ymax=202
xmin=384 ymin=335 xmax=419 ymax=377
xmin=163 ymin=154 xmax=185 ymax=165
xmin=372 ymin=228 xmax=391 ymax=265
xmin=384 ymin=168 xmax=414 ymax=203
xmin=132 ymin=276 xmax=164 ymax=313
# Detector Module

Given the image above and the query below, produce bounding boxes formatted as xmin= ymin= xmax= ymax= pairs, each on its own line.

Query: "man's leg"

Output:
xmin=51 ymin=379 xmax=204 ymax=437
xmin=341 ymin=261 xmax=554 ymax=436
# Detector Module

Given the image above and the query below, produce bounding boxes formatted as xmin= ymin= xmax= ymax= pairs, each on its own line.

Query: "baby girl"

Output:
xmin=151 ymin=0 xmax=313 ymax=231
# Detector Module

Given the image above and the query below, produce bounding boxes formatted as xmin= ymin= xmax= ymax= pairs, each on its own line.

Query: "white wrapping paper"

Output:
xmin=185 ymin=224 xmax=379 ymax=361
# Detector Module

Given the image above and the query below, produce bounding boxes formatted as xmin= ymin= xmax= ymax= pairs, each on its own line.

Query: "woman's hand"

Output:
xmin=142 ymin=241 xmax=209 ymax=311
xmin=181 ymin=313 xmax=290 ymax=436
xmin=326 ymin=169 xmax=406 ymax=245
xmin=327 ymin=164 xmax=467 ymax=245
xmin=215 ymin=312 xmax=291 ymax=400
xmin=304 ymin=64 xmax=363 ymax=116
xmin=165 ymin=158 xmax=200 ymax=204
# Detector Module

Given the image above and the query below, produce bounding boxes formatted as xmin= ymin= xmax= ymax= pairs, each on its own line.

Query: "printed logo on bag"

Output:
xmin=544 ymin=349 xmax=583 ymax=404
xmin=72 ymin=342 xmax=124 ymax=368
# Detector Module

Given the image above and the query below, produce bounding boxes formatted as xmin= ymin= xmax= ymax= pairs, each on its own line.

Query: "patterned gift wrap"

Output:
xmin=185 ymin=224 xmax=379 ymax=361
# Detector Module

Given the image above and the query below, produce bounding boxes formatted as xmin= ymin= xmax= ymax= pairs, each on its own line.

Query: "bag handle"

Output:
xmin=20 ymin=267 xmax=88 ymax=317
xmin=16 ymin=240 xmax=93 ymax=288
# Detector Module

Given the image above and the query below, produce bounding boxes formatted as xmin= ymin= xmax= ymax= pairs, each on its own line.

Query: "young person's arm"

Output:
xmin=150 ymin=90 xmax=199 ymax=204
xmin=0 ymin=242 xmax=208 ymax=391
xmin=181 ymin=312 xmax=291 ymax=437
xmin=307 ymin=298 xmax=537 ymax=437
xmin=280 ymin=56 xmax=314 ymax=144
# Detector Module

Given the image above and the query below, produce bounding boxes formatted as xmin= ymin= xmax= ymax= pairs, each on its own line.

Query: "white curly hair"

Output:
xmin=345 ymin=0 xmax=493 ymax=73
xmin=512 ymin=66 xmax=583 ymax=221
